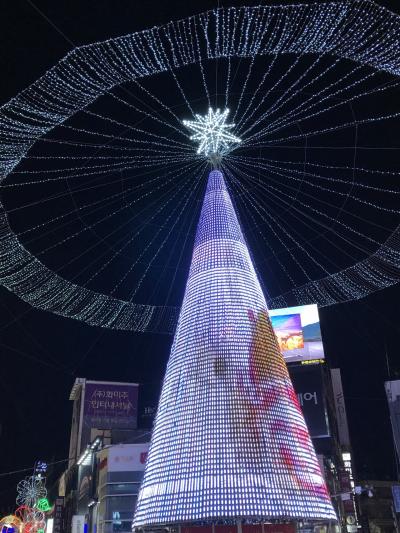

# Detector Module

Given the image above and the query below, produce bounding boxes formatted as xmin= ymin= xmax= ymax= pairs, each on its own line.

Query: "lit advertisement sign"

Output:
xmin=83 ymin=382 xmax=138 ymax=421
xmin=108 ymin=443 xmax=149 ymax=472
xmin=269 ymin=304 xmax=325 ymax=363
xmin=80 ymin=381 xmax=138 ymax=454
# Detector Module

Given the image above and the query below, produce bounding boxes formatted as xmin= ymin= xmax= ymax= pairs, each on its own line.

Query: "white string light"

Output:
xmin=0 ymin=1 xmax=399 ymax=333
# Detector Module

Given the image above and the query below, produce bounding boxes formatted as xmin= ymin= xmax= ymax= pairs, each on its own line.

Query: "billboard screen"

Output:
xmin=289 ymin=364 xmax=329 ymax=438
xmin=269 ymin=304 xmax=325 ymax=363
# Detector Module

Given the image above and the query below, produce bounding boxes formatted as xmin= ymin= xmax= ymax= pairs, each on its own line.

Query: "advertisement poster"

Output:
xmin=80 ymin=381 xmax=138 ymax=453
xmin=97 ymin=448 xmax=109 ymax=490
xmin=269 ymin=304 xmax=325 ymax=363
xmin=83 ymin=382 xmax=138 ymax=421
xmin=76 ymin=462 xmax=93 ymax=515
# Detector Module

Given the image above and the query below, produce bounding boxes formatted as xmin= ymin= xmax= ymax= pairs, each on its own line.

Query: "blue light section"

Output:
xmin=133 ymin=171 xmax=336 ymax=526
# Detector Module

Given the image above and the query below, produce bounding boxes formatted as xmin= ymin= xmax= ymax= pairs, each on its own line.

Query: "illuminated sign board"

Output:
xmin=269 ymin=304 xmax=325 ymax=363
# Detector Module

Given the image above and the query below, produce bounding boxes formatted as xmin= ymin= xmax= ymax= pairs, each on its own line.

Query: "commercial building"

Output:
xmin=96 ymin=443 xmax=149 ymax=533
xmin=56 ymin=379 xmax=149 ymax=533
xmin=68 ymin=379 xmax=139 ymax=467
xmin=357 ymin=480 xmax=400 ymax=532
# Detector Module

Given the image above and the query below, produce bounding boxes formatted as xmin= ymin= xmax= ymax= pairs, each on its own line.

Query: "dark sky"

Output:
xmin=1 ymin=0 xmax=400 ymax=512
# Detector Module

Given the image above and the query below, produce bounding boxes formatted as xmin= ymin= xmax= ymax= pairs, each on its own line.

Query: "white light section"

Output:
xmin=183 ymin=108 xmax=241 ymax=158
xmin=342 ymin=452 xmax=355 ymax=489
xmin=46 ymin=518 xmax=54 ymax=533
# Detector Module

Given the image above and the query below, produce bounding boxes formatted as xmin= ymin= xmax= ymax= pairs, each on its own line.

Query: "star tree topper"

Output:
xmin=183 ymin=108 xmax=241 ymax=167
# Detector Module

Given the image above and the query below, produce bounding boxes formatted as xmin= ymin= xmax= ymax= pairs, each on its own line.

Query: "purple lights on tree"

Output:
xmin=133 ymin=170 xmax=336 ymax=526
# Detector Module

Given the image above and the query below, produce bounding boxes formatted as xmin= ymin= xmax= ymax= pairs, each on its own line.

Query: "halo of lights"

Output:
xmin=1 ymin=1 xmax=400 ymax=332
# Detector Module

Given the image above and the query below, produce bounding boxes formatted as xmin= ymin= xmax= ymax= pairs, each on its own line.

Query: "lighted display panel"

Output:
xmin=269 ymin=304 xmax=325 ymax=363
xmin=133 ymin=171 xmax=336 ymax=527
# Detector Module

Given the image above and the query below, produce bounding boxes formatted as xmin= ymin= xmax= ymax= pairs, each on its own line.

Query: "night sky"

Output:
xmin=1 ymin=0 xmax=400 ymax=512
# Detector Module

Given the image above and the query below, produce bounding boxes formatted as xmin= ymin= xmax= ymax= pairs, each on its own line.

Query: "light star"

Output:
xmin=183 ymin=108 xmax=241 ymax=164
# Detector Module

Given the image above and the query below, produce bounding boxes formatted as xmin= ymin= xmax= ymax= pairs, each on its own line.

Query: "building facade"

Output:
xmin=96 ymin=443 xmax=149 ymax=533
xmin=68 ymin=379 xmax=139 ymax=467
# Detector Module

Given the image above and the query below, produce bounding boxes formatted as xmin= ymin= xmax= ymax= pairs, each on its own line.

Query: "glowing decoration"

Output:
xmin=15 ymin=473 xmax=47 ymax=533
xmin=34 ymin=462 xmax=47 ymax=476
xmin=24 ymin=509 xmax=46 ymax=533
xmin=15 ymin=507 xmax=30 ymax=522
xmin=16 ymin=477 xmax=47 ymax=509
xmin=23 ymin=519 xmax=46 ymax=533
xmin=133 ymin=170 xmax=336 ymax=526
xmin=0 ymin=515 xmax=22 ymax=533
xmin=14 ymin=507 xmax=45 ymax=533
xmin=1 ymin=2 xmax=400 ymax=332
xmin=35 ymin=500 xmax=50 ymax=513
xmin=183 ymin=108 xmax=241 ymax=162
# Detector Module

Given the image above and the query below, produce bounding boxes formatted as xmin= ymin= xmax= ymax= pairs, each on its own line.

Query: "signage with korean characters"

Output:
xmin=80 ymin=381 xmax=138 ymax=453
xmin=289 ymin=364 xmax=330 ymax=438
xmin=108 ymin=443 xmax=150 ymax=472
xmin=52 ymin=497 xmax=64 ymax=533
xmin=84 ymin=382 xmax=138 ymax=422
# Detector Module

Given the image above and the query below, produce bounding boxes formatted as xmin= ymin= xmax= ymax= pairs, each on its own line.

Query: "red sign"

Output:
xmin=215 ymin=526 xmax=237 ymax=533
xmin=140 ymin=451 xmax=148 ymax=464
xmin=339 ymin=469 xmax=351 ymax=492
xmin=182 ymin=525 xmax=295 ymax=533
xmin=182 ymin=527 xmax=212 ymax=533
xmin=264 ymin=525 xmax=295 ymax=533
xmin=243 ymin=525 xmax=263 ymax=533
xmin=99 ymin=457 xmax=107 ymax=470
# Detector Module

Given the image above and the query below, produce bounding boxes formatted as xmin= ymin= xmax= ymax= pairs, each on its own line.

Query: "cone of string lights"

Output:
xmin=133 ymin=110 xmax=337 ymax=527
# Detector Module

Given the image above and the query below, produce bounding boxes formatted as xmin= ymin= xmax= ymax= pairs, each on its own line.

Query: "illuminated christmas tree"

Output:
xmin=133 ymin=167 xmax=336 ymax=527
